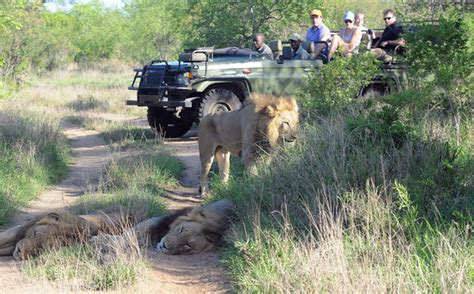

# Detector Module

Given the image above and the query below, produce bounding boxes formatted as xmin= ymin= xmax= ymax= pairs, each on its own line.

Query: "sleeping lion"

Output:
xmin=91 ymin=199 xmax=235 ymax=264
xmin=0 ymin=206 xmax=134 ymax=260
xmin=198 ymin=94 xmax=299 ymax=196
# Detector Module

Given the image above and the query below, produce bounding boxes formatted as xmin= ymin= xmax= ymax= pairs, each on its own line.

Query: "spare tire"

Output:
xmin=199 ymin=88 xmax=242 ymax=119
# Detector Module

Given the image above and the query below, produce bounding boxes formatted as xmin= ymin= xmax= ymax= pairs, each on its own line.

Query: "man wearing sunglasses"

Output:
xmin=372 ymin=9 xmax=405 ymax=62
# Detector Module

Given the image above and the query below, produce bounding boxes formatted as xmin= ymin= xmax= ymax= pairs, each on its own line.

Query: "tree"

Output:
xmin=184 ymin=0 xmax=321 ymax=48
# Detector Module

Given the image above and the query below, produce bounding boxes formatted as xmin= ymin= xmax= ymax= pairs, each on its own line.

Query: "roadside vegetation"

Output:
xmin=211 ymin=10 xmax=473 ymax=292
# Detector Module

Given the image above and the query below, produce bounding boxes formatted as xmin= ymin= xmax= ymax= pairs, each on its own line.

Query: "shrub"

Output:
xmin=405 ymin=9 xmax=473 ymax=114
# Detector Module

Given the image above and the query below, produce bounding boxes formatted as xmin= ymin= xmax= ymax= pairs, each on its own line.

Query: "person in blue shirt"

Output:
xmin=289 ymin=33 xmax=310 ymax=60
xmin=306 ymin=9 xmax=332 ymax=58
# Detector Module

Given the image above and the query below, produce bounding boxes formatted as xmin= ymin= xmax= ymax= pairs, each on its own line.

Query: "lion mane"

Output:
xmin=154 ymin=199 xmax=235 ymax=255
xmin=0 ymin=206 xmax=134 ymax=260
xmin=197 ymin=94 xmax=299 ymax=196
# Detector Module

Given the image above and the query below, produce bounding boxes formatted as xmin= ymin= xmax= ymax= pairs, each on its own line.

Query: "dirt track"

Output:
xmin=0 ymin=121 xmax=231 ymax=293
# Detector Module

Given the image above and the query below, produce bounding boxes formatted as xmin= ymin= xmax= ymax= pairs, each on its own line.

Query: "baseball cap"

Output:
xmin=310 ymin=9 xmax=322 ymax=17
xmin=343 ymin=11 xmax=355 ymax=22
xmin=288 ymin=33 xmax=302 ymax=42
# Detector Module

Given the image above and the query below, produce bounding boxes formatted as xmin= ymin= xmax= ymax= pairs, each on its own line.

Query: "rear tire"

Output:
xmin=360 ymin=83 xmax=390 ymax=98
xmin=199 ymin=88 xmax=242 ymax=119
xmin=147 ymin=107 xmax=193 ymax=138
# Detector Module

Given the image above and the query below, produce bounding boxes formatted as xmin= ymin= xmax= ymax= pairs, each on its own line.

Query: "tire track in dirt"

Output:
xmin=0 ymin=117 xmax=231 ymax=293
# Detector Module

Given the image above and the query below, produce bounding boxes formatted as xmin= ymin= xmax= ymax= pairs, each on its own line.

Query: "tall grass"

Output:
xmin=0 ymin=110 xmax=69 ymax=225
xmin=212 ymin=105 xmax=473 ymax=292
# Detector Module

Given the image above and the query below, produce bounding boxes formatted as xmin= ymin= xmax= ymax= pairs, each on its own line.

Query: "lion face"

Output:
xmin=262 ymin=98 xmax=299 ymax=148
xmin=156 ymin=221 xmax=218 ymax=255
xmin=12 ymin=212 xmax=88 ymax=260
xmin=13 ymin=223 xmax=62 ymax=260
xmin=272 ymin=109 xmax=299 ymax=146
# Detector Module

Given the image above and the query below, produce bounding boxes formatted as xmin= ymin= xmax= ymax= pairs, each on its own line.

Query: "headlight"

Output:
xmin=177 ymin=72 xmax=190 ymax=86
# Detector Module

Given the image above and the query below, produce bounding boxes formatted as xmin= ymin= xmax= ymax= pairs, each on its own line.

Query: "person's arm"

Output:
xmin=380 ymin=38 xmax=405 ymax=47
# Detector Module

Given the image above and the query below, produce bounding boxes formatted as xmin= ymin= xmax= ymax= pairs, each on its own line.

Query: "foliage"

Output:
xmin=405 ymin=9 xmax=473 ymax=114
xmin=298 ymin=53 xmax=379 ymax=115
xmin=185 ymin=0 xmax=320 ymax=48
xmin=69 ymin=2 xmax=126 ymax=63
xmin=123 ymin=0 xmax=187 ymax=62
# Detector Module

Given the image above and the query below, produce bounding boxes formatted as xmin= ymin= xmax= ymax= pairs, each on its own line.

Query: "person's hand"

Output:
xmin=399 ymin=38 xmax=406 ymax=46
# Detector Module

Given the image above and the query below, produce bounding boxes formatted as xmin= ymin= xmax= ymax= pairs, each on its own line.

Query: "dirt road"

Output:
xmin=0 ymin=122 xmax=231 ymax=293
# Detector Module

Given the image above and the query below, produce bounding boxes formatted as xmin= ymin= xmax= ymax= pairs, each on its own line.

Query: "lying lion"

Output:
xmin=198 ymin=94 xmax=299 ymax=196
xmin=0 ymin=206 xmax=134 ymax=260
xmin=92 ymin=199 xmax=236 ymax=263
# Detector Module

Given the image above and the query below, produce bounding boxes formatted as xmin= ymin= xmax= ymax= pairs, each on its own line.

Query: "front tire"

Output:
xmin=147 ymin=107 xmax=193 ymax=138
xmin=199 ymin=88 xmax=242 ymax=119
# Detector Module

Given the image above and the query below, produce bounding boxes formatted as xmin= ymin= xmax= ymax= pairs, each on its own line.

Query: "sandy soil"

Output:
xmin=0 ymin=121 xmax=231 ymax=293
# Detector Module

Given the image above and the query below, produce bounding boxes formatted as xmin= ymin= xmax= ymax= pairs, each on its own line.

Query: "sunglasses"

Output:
xmin=344 ymin=20 xmax=353 ymax=23
xmin=383 ymin=17 xmax=392 ymax=20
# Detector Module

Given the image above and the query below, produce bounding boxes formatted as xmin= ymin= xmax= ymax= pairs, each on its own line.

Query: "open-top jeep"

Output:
xmin=127 ymin=40 xmax=407 ymax=137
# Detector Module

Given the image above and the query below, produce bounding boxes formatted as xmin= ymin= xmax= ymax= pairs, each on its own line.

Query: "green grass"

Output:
xmin=0 ymin=111 xmax=70 ymax=225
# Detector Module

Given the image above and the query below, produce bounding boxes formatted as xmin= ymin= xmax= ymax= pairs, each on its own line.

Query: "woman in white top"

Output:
xmin=328 ymin=11 xmax=362 ymax=59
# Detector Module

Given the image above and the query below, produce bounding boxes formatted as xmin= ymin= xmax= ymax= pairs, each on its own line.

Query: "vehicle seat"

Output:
xmin=178 ymin=52 xmax=207 ymax=62
xmin=269 ymin=40 xmax=282 ymax=60
xmin=282 ymin=46 xmax=293 ymax=60
xmin=302 ymin=42 xmax=316 ymax=59
xmin=360 ymin=31 xmax=373 ymax=50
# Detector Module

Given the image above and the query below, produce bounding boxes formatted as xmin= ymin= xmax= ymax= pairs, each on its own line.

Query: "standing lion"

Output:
xmin=197 ymin=94 xmax=299 ymax=196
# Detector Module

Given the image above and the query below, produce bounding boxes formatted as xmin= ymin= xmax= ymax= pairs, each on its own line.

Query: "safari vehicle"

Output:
xmin=127 ymin=40 xmax=407 ymax=138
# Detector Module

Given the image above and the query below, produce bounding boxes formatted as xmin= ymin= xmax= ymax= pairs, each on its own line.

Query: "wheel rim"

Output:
xmin=210 ymin=102 xmax=232 ymax=114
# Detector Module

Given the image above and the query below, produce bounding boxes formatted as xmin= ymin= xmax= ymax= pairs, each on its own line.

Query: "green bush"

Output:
xmin=405 ymin=9 xmax=473 ymax=114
